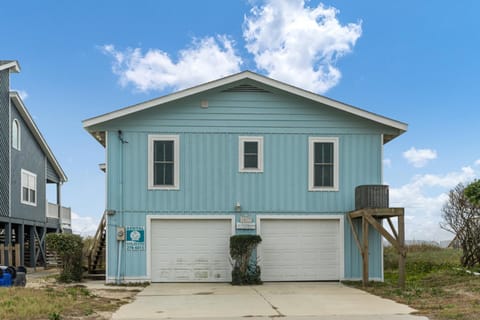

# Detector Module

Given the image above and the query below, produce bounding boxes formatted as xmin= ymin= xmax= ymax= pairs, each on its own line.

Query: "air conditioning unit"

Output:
xmin=355 ymin=185 xmax=389 ymax=210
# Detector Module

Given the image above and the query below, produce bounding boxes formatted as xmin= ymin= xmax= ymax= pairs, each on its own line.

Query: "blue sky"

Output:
xmin=2 ymin=1 xmax=479 ymax=241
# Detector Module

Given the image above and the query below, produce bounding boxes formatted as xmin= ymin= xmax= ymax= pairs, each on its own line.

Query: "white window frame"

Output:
xmin=148 ymin=134 xmax=180 ymax=190
xmin=21 ymin=169 xmax=37 ymax=206
xmin=308 ymin=137 xmax=339 ymax=191
xmin=239 ymin=136 xmax=264 ymax=173
xmin=12 ymin=119 xmax=21 ymax=150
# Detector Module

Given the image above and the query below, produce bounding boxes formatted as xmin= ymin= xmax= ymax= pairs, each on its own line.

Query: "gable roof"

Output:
xmin=0 ymin=60 xmax=20 ymax=73
xmin=10 ymin=92 xmax=67 ymax=183
xmin=83 ymin=70 xmax=407 ymax=143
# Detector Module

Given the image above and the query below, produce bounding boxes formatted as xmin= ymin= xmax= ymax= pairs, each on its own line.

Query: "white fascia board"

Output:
xmin=0 ymin=60 xmax=20 ymax=73
xmin=10 ymin=92 xmax=68 ymax=182
xmin=82 ymin=70 xmax=408 ymax=134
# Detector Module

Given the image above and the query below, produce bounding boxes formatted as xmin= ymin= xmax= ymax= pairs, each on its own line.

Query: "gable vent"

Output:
xmin=222 ymin=84 xmax=270 ymax=93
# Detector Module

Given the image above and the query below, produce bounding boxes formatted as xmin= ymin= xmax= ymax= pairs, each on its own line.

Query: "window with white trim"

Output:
xmin=148 ymin=135 xmax=179 ymax=190
xmin=309 ymin=137 xmax=339 ymax=191
xmin=239 ymin=136 xmax=263 ymax=172
xmin=21 ymin=169 xmax=37 ymax=206
xmin=12 ymin=119 xmax=20 ymax=150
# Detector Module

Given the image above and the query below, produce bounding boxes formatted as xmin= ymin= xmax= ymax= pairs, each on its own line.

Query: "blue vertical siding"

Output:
xmin=100 ymin=87 xmax=388 ymax=281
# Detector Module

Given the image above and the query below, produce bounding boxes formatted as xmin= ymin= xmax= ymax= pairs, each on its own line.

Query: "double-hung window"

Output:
xmin=239 ymin=136 xmax=263 ymax=172
xmin=21 ymin=169 xmax=37 ymax=206
xmin=148 ymin=135 xmax=179 ymax=190
xmin=308 ymin=137 xmax=339 ymax=191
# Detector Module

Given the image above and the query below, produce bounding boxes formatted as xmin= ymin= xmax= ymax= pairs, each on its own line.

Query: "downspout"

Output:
xmin=116 ymin=130 xmax=128 ymax=284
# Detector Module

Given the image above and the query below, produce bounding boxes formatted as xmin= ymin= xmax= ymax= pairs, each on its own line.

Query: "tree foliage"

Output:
xmin=230 ymin=235 xmax=262 ymax=285
xmin=440 ymin=183 xmax=480 ymax=268
xmin=465 ymin=179 xmax=480 ymax=206
xmin=46 ymin=233 xmax=84 ymax=282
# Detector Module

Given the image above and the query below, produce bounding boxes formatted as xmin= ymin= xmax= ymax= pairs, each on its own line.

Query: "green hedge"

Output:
xmin=46 ymin=233 xmax=84 ymax=282
xmin=230 ymin=235 xmax=262 ymax=285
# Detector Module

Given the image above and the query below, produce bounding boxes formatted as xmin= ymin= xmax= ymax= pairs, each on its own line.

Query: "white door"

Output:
xmin=150 ymin=219 xmax=232 ymax=282
xmin=259 ymin=219 xmax=340 ymax=281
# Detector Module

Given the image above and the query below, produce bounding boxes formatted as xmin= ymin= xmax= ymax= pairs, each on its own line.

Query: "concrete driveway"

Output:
xmin=112 ymin=282 xmax=428 ymax=320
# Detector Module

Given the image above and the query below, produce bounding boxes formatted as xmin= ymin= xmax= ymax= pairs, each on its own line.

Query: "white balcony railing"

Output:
xmin=47 ymin=202 xmax=72 ymax=229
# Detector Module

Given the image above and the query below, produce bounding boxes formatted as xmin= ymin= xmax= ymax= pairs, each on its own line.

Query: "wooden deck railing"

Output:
xmin=87 ymin=213 xmax=107 ymax=272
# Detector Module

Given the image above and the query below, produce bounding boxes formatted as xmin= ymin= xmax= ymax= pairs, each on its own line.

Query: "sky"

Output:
xmin=1 ymin=0 xmax=479 ymax=241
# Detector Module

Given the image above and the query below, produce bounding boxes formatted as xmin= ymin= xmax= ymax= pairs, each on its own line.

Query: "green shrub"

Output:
xmin=230 ymin=235 xmax=262 ymax=285
xmin=46 ymin=233 xmax=84 ymax=282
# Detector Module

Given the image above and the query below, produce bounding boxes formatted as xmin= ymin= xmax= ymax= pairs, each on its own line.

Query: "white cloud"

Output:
xmin=71 ymin=212 xmax=99 ymax=237
xmin=243 ymin=0 xmax=362 ymax=93
xmin=383 ymin=158 xmax=392 ymax=168
xmin=13 ymin=89 xmax=28 ymax=100
xmin=101 ymin=35 xmax=242 ymax=92
xmin=403 ymin=147 xmax=437 ymax=168
xmin=475 ymin=159 xmax=480 ymax=166
xmin=389 ymin=166 xmax=477 ymax=241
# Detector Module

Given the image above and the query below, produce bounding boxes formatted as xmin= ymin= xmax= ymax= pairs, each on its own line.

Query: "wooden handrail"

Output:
xmin=87 ymin=213 xmax=107 ymax=271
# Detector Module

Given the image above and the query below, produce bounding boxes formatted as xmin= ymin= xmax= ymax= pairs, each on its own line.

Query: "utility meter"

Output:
xmin=116 ymin=227 xmax=125 ymax=241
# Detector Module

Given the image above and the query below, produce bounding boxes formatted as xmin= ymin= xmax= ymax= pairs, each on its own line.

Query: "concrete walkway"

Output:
xmin=112 ymin=282 xmax=428 ymax=320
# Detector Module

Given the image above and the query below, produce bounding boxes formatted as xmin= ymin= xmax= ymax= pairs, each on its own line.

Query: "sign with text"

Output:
xmin=126 ymin=226 xmax=145 ymax=251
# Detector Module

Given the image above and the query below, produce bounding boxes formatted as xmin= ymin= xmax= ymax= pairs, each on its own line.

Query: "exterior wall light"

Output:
xmin=235 ymin=201 xmax=241 ymax=212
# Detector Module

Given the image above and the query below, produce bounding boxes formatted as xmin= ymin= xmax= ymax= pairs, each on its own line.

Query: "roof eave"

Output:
xmin=83 ymin=70 xmax=408 ymax=139
xmin=0 ymin=60 xmax=20 ymax=73
xmin=10 ymin=92 xmax=68 ymax=182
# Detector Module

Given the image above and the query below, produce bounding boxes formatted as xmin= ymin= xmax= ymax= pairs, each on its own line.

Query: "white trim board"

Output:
xmin=256 ymin=214 xmax=345 ymax=280
xmin=0 ymin=60 xmax=20 ymax=73
xmin=145 ymin=215 xmax=235 ymax=281
xmin=238 ymin=136 xmax=264 ymax=173
xmin=83 ymin=71 xmax=407 ymax=138
xmin=147 ymin=134 xmax=180 ymax=190
xmin=308 ymin=137 xmax=339 ymax=192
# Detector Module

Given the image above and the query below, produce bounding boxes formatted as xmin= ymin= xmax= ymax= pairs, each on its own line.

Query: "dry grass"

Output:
xmin=0 ymin=284 xmax=138 ymax=320
xmin=346 ymin=245 xmax=480 ymax=320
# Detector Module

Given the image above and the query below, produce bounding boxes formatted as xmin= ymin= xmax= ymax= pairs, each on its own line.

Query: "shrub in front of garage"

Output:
xmin=230 ymin=235 xmax=262 ymax=285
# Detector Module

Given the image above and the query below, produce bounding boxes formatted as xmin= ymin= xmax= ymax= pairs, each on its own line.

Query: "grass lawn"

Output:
xmin=345 ymin=245 xmax=480 ymax=320
xmin=0 ymin=284 xmax=137 ymax=320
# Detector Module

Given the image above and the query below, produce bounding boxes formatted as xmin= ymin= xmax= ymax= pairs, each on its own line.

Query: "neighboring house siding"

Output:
xmin=0 ymin=70 xmax=9 ymax=217
xmin=10 ymin=104 xmax=46 ymax=222
xmin=46 ymin=160 xmax=60 ymax=183
xmin=99 ymin=89 xmax=386 ymax=280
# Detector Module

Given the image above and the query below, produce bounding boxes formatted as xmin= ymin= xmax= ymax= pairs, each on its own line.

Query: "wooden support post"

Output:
xmin=0 ymin=244 xmax=4 ymax=264
xmin=19 ymin=224 xmax=24 ymax=266
xmin=362 ymin=216 xmax=369 ymax=287
xmin=29 ymin=226 xmax=36 ymax=270
xmin=347 ymin=214 xmax=362 ymax=253
xmin=7 ymin=244 xmax=13 ymax=265
xmin=398 ymin=214 xmax=406 ymax=289
xmin=5 ymin=222 xmax=11 ymax=265
xmin=15 ymin=244 xmax=21 ymax=266
xmin=387 ymin=218 xmax=398 ymax=240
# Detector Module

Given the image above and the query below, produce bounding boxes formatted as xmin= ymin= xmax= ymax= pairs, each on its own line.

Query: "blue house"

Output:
xmin=0 ymin=60 xmax=70 ymax=267
xmin=83 ymin=71 xmax=407 ymax=283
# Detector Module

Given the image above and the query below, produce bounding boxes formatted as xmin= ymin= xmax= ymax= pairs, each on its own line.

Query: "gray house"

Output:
xmin=0 ymin=60 xmax=70 ymax=267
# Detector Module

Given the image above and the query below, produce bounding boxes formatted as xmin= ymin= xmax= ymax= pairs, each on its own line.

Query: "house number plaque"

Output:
xmin=236 ymin=215 xmax=256 ymax=230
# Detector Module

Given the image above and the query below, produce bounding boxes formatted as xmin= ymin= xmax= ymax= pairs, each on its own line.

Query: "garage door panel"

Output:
xmin=151 ymin=219 xmax=232 ymax=282
xmin=260 ymin=219 xmax=340 ymax=281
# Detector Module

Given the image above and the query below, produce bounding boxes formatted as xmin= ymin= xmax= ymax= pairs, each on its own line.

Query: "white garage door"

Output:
xmin=150 ymin=219 xmax=232 ymax=282
xmin=259 ymin=219 xmax=340 ymax=281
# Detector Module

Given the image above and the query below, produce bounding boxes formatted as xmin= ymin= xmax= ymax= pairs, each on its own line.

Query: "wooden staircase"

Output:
xmin=87 ymin=213 xmax=106 ymax=276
